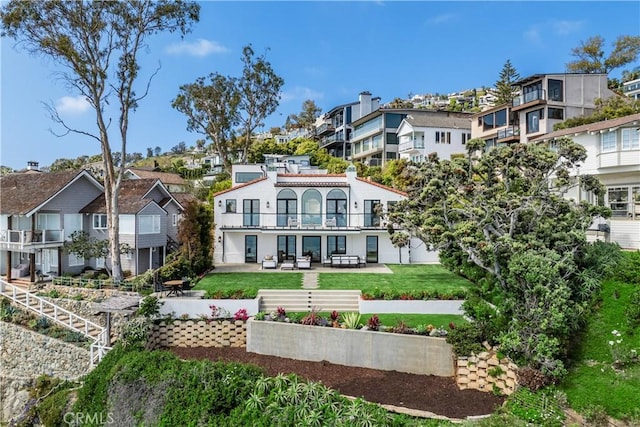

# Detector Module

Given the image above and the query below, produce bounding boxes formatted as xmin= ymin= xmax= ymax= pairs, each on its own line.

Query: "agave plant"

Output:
xmin=342 ymin=312 xmax=361 ymax=329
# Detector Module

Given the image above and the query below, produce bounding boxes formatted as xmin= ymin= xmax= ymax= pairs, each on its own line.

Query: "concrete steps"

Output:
xmin=257 ymin=289 xmax=361 ymax=313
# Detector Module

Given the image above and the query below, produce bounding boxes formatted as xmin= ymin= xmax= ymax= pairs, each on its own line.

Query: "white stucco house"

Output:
xmin=212 ymin=164 xmax=438 ymax=266
xmin=532 ymin=113 xmax=640 ymax=250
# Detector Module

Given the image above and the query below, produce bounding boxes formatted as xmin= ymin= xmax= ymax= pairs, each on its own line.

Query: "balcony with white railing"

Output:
xmin=0 ymin=229 xmax=65 ymax=250
xmin=598 ymin=148 xmax=640 ymax=169
xmin=218 ymin=212 xmax=389 ymax=232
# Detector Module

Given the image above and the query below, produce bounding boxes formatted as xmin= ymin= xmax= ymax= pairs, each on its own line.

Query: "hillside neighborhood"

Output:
xmin=1 ymin=1 xmax=639 ymax=425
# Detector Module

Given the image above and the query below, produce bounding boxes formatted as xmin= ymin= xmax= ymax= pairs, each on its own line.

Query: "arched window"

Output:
xmin=326 ymin=189 xmax=347 ymax=226
xmin=277 ymin=189 xmax=297 ymax=227
xmin=302 ymin=189 xmax=322 ymax=226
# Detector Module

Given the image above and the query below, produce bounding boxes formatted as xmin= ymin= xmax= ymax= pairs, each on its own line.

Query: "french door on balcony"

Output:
xmin=245 ymin=235 xmax=257 ymax=263
xmin=302 ymin=236 xmax=321 ymax=263
xmin=277 ymin=235 xmax=296 ymax=262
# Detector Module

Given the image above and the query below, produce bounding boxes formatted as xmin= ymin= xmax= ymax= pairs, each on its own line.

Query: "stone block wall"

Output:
xmin=456 ymin=349 xmax=518 ymax=396
xmin=0 ymin=322 xmax=91 ymax=423
xmin=148 ymin=320 xmax=247 ymax=349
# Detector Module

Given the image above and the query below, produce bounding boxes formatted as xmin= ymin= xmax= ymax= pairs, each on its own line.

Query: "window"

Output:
xmin=277 ymin=235 xmax=296 ymax=262
xmin=277 ymin=189 xmax=297 ymax=227
xmin=480 ymin=108 xmax=508 ymax=130
xmin=327 ymin=235 xmax=346 ymax=255
xmin=95 ymin=257 xmax=105 ymax=269
xmin=548 ymin=79 xmax=563 ymax=102
xmin=93 ymin=214 xmax=107 ymax=230
xmin=37 ymin=213 xmax=60 ymax=230
xmin=386 ymin=132 xmax=399 ymax=145
xmin=386 ymin=151 xmax=397 ymax=160
xmin=435 ymin=131 xmax=451 ymax=144
xmin=364 ymin=200 xmax=381 ymax=227
xmin=622 ymin=128 xmax=639 ymax=150
xmin=64 ymin=214 xmax=82 ymax=240
xmin=139 ymin=215 xmax=160 ymax=234
xmin=526 ymin=109 xmax=543 ymax=134
xmin=225 ymin=199 xmax=236 ymax=213
xmin=119 ymin=215 xmax=135 ymax=234
xmin=548 ymin=107 xmax=564 ymax=120
xmin=243 ymin=199 xmax=260 ymax=226
xmin=302 ymin=189 xmax=322 ymax=226
xmin=326 ymin=189 xmax=347 ymax=226
xmin=607 ymin=187 xmax=629 ymax=216
xmin=235 ymin=172 xmax=263 ymax=183
xmin=462 ymin=133 xmax=471 ymax=145
xmin=601 ymin=131 xmax=616 ymax=152
xmin=68 ymin=253 xmax=84 ymax=267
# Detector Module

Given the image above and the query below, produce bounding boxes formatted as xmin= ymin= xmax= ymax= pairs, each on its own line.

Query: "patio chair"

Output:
xmin=11 ymin=263 xmax=29 ymax=278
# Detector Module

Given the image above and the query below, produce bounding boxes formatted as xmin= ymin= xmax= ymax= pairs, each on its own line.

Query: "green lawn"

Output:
xmin=560 ymin=279 xmax=640 ymax=420
xmin=318 ymin=264 xmax=470 ymax=295
xmin=194 ymin=273 xmax=303 ymax=298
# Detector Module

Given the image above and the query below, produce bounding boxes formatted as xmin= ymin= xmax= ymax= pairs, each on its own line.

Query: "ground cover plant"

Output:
xmin=38 ymin=344 xmax=453 ymax=426
xmin=560 ymin=274 xmax=640 ymax=422
xmin=194 ymin=272 xmax=303 ymax=298
xmin=318 ymin=264 xmax=470 ymax=298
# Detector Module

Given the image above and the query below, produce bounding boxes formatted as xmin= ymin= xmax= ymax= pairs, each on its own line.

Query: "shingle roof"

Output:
xmin=81 ymin=179 xmax=161 ymax=214
xmin=0 ymin=170 xmax=91 ymax=215
xmin=126 ymin=168 xmax=186 ymax=185
xmin=530 ymin=113 xmax=640 ymax=143
xmin=170 ymin=192 xmax=198 ymax=209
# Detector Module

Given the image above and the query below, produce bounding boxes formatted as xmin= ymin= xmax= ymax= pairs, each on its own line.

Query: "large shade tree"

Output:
xmin=172 ymin=45 xmax=283 ymax=172
xmin=567 ymin=35 xmax=640 ymax=74
xmin=1 ymin=0 xmax=200 ymax=280
xmin=387 ymin=139 xmax=613 ymax=379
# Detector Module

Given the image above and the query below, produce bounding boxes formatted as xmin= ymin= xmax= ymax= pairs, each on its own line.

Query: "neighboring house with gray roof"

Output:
xmin=124 ymin=167 xmax=187 ymax=192
xmin=81 ymin=178 xmax=185 ymax=275
xmin=396 ymin=111 xmax=472 ymax=162
xmin=0 ymin=170 xmax=104 ymax=282
xmin=531 ymin=113 xmax=640 ymax=249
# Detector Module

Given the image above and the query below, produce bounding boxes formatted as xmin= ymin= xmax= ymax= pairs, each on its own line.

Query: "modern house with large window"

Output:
xmin=471 ymin=73 xmax=616 ymax=149
xmin=0 ymin=170 xmax=104 ymax=282
xmin=349 ymin=108 xmax=416 ymax=167
xmin=212 ymin=164 xmax=438 ymax=265
xmin=531 ymin=113 xmax=640 ymax=249
xmin=316 ymin=91 xmax=381 ymax=160
xmin=396 ymin=111 xmax=472 ymax=162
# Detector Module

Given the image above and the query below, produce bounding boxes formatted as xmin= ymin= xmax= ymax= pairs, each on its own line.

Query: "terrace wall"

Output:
xmin=148 ymin=319 xmax=246 ymax=348
xmin=456 ymin=349 xmax=518 ymax=396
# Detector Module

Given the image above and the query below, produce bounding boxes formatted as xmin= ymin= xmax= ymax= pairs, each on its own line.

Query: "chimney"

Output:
xmin=26 ymin=161 xmax=39 ymax=171
xmin=359 ymin=91 xmax=372 ymax=117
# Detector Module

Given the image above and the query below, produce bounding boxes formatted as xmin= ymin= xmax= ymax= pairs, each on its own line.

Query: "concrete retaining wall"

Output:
xmin=246 ymin=319 xmax=454 ymax=376
xmin=158 ymin=298 xmax=260 ymax=319
xmin=148 ymin=319 xmax=246 ymax=348
xmin=359 ymin=299 xmax=464 ymax=314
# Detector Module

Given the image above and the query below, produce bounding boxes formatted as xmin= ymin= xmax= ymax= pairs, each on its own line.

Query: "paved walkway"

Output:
xmin=301 ymin=272 xmax=319 ymax=289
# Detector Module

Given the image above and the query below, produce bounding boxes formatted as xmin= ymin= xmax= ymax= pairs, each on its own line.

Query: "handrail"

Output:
xmin=0 ymin=279 xmax=110 ymax=367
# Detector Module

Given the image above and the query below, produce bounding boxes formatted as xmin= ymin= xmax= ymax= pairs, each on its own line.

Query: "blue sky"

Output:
xmin=1 ymin=1 xmax=639 ymax=170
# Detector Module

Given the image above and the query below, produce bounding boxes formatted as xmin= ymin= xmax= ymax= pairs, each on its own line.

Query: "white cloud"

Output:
xmin=552 ymin=20 xmax=583 ymax=36
xmin=524 ymin=26 xmax=542 ymax=45
xmin=280 ymin=86 xmax=324 ymax=103
xmin=165 ymin=39 xmax=228 ymax=57
xmin=56 ymin=96 xmax=90 ymax=115
xmin=428 ymin=13 xmax=455 ymax=25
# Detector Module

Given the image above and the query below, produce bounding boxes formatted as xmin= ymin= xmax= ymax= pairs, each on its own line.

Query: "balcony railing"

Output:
xmin=218 ymin=212 xmax=388 ymax=230
xmin=497 ymin=126 xmax=520 ymax=140
xmin=316 ymin=123 xmax=335 ymax=136
xmin=0 ymin=229 xmax=64 ymax=248
xmin=398 ymin=141 xmax=425 ymax=152
xmin=512 ymin=89 xmax=546 ymax=107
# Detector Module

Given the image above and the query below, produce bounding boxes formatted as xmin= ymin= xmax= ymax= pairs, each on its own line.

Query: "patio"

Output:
xmin=211 ymin=263 xmax=393 ymax=274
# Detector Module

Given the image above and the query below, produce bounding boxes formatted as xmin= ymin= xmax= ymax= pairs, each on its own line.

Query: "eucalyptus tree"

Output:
xmin=1 ymin=0 xmax=200 ymax=279
xmin=172 ymin=45 xmax=283 ymax=172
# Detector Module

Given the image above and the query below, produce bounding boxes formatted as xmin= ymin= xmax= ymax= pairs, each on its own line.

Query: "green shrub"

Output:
xmin=614 ymin=250 xmax=640 ymax=285
xmin=445 ymin=322 xmax=484 ymax=356
xmin=138 ymin=296 xmax=163 ymax=318
xmin=626 ymin=288 xmax=640 ymax=330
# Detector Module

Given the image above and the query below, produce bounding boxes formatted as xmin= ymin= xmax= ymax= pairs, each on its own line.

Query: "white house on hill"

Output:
xmin=212 ymin=164 xmax=438 ymax=266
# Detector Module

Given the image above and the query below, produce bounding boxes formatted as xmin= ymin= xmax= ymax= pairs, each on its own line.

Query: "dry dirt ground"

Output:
xmin=170 ymin=347 xmax=504 ymax=419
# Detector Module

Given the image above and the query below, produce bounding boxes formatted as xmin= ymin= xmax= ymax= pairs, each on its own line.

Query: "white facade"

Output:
xmin=533 ymin=113 xmax=640 ymax=249
xmin=213 ymin=165 xmax=438 ymax=265
xmin=396 ymin=113 xmax=471 ymax=162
